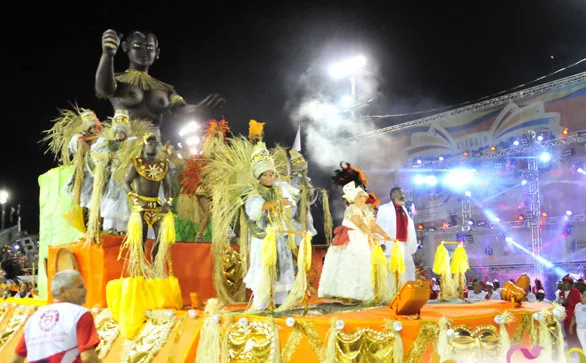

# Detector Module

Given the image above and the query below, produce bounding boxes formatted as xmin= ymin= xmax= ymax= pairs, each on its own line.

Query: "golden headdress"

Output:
xmin=81 ymin=110 xmax=101 ymax=132
xmin=289 ymin=148 xmax=308 ymax=174
xmin=41 ymin=105 xmax=105 ymax=165
xmin=112 ymin=109 xmax=131 ymax=136
xmin=250 ymin=142 xmax=275 ymax=179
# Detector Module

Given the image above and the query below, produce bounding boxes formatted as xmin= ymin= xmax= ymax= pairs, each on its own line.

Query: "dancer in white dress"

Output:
xmin=319 ymin=181 xmax=391 ymax=302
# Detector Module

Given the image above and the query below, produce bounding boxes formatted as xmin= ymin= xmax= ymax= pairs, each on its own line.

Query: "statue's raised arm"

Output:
xmin=95 ymin=29 xmax=224 ymax=137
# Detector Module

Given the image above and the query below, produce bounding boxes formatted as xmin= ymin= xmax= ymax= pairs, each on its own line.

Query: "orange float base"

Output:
xmin=46 ymin=235 xmax=328 ymax=308
xmin=0 ymin=299 xmax=547 ymax=362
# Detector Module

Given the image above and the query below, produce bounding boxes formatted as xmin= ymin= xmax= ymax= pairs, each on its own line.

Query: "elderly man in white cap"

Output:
xmin=10 ymin=270 xmax=100 ymax=363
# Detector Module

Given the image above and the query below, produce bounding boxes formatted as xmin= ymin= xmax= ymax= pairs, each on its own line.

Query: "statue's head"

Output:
xmin=121 ymin=31 xmax=160 ymax=68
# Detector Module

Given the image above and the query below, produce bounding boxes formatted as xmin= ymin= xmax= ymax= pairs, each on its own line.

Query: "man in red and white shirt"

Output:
xmin=10 ymin=270 xmax=100 ymax=363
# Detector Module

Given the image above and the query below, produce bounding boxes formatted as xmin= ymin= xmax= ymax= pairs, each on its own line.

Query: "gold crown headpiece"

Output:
xmin=112 ymin=109 xmax=131 ymax=135
xmin=81 ymin=110 xmax=101 ymax=131
xmin=250 ymin=142 xmax=275 ymax=179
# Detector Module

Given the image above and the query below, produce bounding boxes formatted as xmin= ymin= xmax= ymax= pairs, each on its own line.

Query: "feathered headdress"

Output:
xmin=41 ymin=105 xmax=105 ymax=165
xmin=202 ymin=119 xmax=231 ymax=155
xmin=248 ymin=120 xmax=265 ymax=143
xmin=1 ymin=259 xmax=23 ymax=282
xmin=366 ymin=192 xmax=380 ymax=207
xmin=331 ymin=162 xmax=369 ymax=188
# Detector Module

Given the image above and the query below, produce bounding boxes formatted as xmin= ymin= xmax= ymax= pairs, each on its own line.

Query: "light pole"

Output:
xmin=328 ymin=55 xmax=367 ymax=160
xmin=0 ymin=190 xmax=8 ymax=230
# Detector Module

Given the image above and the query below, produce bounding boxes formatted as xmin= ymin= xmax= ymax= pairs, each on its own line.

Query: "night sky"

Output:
xmin=3 ymin=1 xmax=586 ymax=233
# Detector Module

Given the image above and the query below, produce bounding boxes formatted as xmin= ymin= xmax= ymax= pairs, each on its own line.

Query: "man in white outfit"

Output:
xmin=376 ymin=187 xmax=417 ymax=294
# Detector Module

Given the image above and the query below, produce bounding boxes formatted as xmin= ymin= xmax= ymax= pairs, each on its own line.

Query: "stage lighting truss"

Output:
xmin=415 ymin=214 xmax=586 ymax=235
xmin=468 ymin=260 xmax=586 ymax=275
xmin=404 ymin=132 xmax=586 ymax=169
xmin=348 ymin=72 xmax=586 ymax=142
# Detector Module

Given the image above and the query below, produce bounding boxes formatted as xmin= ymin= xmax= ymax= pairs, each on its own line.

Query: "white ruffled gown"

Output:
xmin=244 ymin=182 xmax=298 ymax=310
xmin=318 ymin=204 xmax=374 ymax=301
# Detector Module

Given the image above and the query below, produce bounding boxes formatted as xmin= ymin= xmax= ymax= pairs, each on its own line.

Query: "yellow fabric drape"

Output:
xmin=106 ymin=276 xmax=182 ymax=339
xmin=389 ymin=241 xmax=405 ymax=274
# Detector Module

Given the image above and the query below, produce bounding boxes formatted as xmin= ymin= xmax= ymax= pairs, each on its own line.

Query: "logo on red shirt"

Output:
xmin=38 ymin=309 xmax=60 ymax=332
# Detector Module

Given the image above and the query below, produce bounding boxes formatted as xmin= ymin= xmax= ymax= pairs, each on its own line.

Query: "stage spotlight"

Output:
xmin=494 ymin=217 xmax=501 ymax=223
xmin=505 ymin=236 xmax=514 ymax=243
xmin=416 ymin=159 xmax=423 ymax=165
xmin=442 ymin=169 xmax=475 ymax=190
xmin=417 ymin=224 xmax=424 ymax=230
xmin=413 ymin=175 xmax=424 ymax=185
xmin=477 ymin=220 xmax=487 ymax=226
xmin=490 ymin=145 xmax=496 ymax=152
xmin=562 ymin=128 xmax=569 ymax=136
xmin=463 ymin=151 xmax=469 ymax=157
xmin=467 ymin=219 xmax=475 ymax=226
xmin=438 ymin=156 xmax=445 ymax=161
xmin=464 ymin=191 xmax=471 ymax=197
xmin=518 ymin=214 xmax=525 ymax=221
xmin=542 ymin=212 xmax=548 ymax=218
xmin=539 ymin=152 xmax=552 ymax=162
xmin=521 ymin=179 xmax=527 ymax=186
xmin=513 ymin=140 xmax=520 ymax=146
xmin=424 ymin=175 xmax=438 ymax=186
xmin=566 ymin=210 xmax=573 ymax=216
xmin=442 ymin=222 xmax=449 ymax=230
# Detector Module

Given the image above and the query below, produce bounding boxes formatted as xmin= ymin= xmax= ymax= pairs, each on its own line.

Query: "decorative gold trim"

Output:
xmin=405 ymin=321 xmax=439 ymax=363
xmin=281 ymin=320 xmax=326 ymax=363
xmin=121 ymin=310 xmax=176 ymax=363
xmin=95 ymin=309 xmax=119 ymax=359
xmin=166 ymin=315 xmax=186 ymax=363
xmin=0 ymin=305 xmax=33 ymax=352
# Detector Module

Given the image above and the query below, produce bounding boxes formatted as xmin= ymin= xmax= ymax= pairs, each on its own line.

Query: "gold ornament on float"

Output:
xmin=226 ymin=321 xmax=277 ymax=362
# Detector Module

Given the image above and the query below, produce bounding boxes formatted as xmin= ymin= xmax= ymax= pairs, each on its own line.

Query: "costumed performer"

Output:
xmin=244 ymin=142 xmax=298 ymax=311
xmin=107 ymin=132 xmax=181 ymax=339
xmin=96 ymin=29 xmax=224 ymax=138
xmin=289 ymin=149 xmax=319 ymax=242
xmin=376 ymin=187 xmax=417 ymax=295
xmin=86 ymin=109 xmax=146 ymax=239
xmin=123 ymin=133 xmax=173 ymax=273
xmin=318 ymin=181 xmax=392 ymax=303
xmin=41 ymin=107 xmax=104 ymax=232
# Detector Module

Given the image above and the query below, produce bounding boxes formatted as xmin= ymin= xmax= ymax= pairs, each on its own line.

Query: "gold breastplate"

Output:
xmin=133 ymin=157 xmax=168 ymax=182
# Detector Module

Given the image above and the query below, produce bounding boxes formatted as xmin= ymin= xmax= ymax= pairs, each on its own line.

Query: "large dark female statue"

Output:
xmin=95 ymin=29 xmax=223 ymax=137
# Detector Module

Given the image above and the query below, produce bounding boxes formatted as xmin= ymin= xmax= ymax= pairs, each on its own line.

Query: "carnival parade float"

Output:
xmin=0 ymin=29 xmax=566 ymax=363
